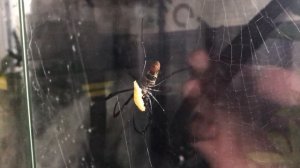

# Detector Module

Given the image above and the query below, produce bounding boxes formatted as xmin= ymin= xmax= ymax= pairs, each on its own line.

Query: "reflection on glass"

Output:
xmin=22 ymin=0 xmax=300 ymax=168
xmin=0 ymin=0 xmax=32 ymax=167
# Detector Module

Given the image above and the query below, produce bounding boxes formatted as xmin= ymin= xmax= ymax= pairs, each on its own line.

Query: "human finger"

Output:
xmin=254 ymin=66 xmax=300 ymax=106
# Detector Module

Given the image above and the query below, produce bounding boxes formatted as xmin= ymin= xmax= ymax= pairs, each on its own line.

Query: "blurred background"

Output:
xmin=1 ymin=0 xmax=300 ymax=167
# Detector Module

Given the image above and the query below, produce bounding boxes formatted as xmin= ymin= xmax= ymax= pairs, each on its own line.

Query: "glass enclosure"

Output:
xmin=2 ymin=0 xmax=300 ymax=167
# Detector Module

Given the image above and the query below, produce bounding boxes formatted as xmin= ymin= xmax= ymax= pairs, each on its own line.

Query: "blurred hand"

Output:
xmin=182 ymin=49 xmax=300 ymax=168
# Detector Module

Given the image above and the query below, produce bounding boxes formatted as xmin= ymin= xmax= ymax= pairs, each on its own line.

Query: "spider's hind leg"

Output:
xmin=133 ymin=97 xmax=152 ymax=135
xmin=113 ymin=94 xmax=133 ymax=118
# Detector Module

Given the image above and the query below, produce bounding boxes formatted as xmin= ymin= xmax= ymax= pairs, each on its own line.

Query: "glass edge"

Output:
xmin=18 ymin=0 xmax=36 ymax=168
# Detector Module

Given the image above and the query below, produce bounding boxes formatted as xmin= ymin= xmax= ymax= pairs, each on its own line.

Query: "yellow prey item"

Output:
xmin=133 ymin=80 xmax=146 ymax=112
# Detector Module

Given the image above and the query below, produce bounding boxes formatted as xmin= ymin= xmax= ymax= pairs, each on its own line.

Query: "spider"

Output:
xmin=105 ymin=18 xmax=186 ymax=135
xmin=105 ymin=60 xmax=168 ymax=134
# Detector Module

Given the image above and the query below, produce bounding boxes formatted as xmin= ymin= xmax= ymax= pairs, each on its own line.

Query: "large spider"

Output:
xmin=105 ymin=18 xmax=186 ymax=134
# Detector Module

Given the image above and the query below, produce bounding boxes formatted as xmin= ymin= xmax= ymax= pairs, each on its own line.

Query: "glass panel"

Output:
xmin=24 ymin=0 xmax=300 ymax=168
xmin=0 ymin=0 xmax=32 ymax=167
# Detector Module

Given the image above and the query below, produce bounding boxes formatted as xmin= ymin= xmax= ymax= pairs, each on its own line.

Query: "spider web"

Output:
xmin=109 ymin=0 xmax=300 ymax=168
xmin=20 ymin=0 xmax=300 ymax=168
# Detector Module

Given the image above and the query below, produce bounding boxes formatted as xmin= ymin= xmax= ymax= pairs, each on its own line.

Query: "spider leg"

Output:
xmin=148 ymin=88 xmax=161 ymax=92
xmin=140 ymin=17 xmax=147 ymax=79
xmin=132 ymin=97 xmax=152 ymax=135
xmin=133 ymin=112 xmax=148 ymax=135
xmin=105 ymin=88 xmax=133 ymax=101
xmin=113 ymin=93 xmax=133 ymax=118
xmin=148 ymin=92 xmax=165 ymax=112
xmin=153 ymin=67 xmax=190 ymax=87
xmin=148 ymin=97 xmax=153 ymax=116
